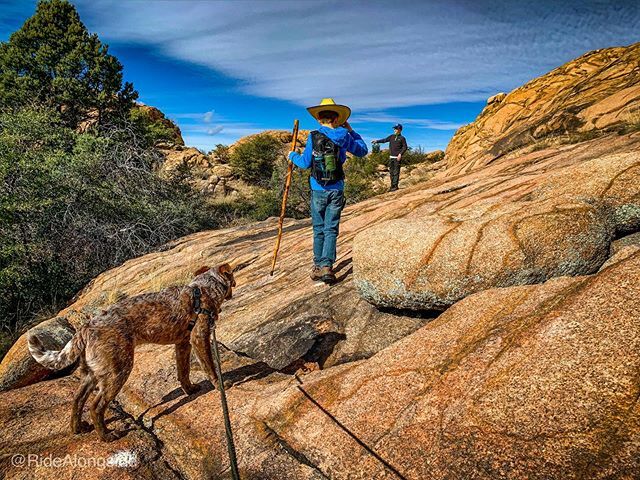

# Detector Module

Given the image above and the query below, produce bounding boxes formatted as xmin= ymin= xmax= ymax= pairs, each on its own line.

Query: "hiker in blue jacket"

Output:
xmin=289 ymin=98 xmax=368 ymax=284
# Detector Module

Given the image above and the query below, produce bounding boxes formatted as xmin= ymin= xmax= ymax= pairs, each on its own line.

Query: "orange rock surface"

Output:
xmin=445 ymin=42 xmax=640 ymax=174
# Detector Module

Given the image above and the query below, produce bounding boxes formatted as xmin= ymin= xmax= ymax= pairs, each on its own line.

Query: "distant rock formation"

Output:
xmin=157 ymin=129 xmax=309 ymax=201
xmin=75 ymin=103 xmax=185 ymax=145
xmin=135 ymin=104 xmax=184 ymax=145
xmin=228 ymin=129 xmax=309 ymax=156
xmin=445 ymin=42 xmax=640 ymax=174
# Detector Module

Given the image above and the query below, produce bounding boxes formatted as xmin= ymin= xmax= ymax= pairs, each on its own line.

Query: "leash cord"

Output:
xmin=210 ymin=318 xmax=241 ymax=480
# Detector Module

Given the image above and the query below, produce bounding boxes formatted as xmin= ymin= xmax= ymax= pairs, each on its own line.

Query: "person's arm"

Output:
xmin=346 ymin=130 xmax=368 ymax=157
xmin=288 ymin=134 xmax=313 ymax=169
xmin=399 ymin=136 xmax=408 ymax=156
xmin=373 ymin=135 xmax=391 ymax=144
xmin=342 ymin=122 xmax=368 ymax=157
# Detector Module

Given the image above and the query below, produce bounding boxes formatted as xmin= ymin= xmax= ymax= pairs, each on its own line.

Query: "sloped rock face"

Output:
xmin=445 ymin=42 xmax=640 ymax=174
xmin=0 ymin=376 xmax=183 ymax=479
xmin=2 ymin=251 xmax=638 ymax=479
xmin=372 ymin=150 xmax=446 ymax=190
xmin=353 ymin=149 xmax=639 ymax=310
xmin=252 ymin=252 xmax=640 ymax=480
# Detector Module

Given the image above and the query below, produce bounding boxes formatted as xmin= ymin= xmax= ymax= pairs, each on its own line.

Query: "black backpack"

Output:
xmin=311 ymin=130 xmax=344 ymax=186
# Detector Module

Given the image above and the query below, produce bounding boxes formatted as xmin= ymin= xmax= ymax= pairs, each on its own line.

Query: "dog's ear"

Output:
xmin=218 ymin=263 xmax=233 ymax=275
xmin=193 ymin=265 xmax=210 ymax=277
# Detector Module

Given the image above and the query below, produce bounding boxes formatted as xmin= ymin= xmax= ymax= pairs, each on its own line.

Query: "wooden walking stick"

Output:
xmin=270 ymin=119 xmax=299 ymax=275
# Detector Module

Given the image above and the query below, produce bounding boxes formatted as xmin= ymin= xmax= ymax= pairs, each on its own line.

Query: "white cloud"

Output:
xmin=75 ymin=0 xmax=640 ymax=110
xmin=178 ymin=118 xmax=274 ymax=149
xmin=203 ymin=111 xmax=214 ymax=123
xmin=206 ymin=125 xmax=224 ymax=135
xmin=351 ymin=113 xmax=462 ymax=131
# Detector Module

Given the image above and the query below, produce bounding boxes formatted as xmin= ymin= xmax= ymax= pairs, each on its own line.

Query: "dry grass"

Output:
xmin=529 ymin=129 xmax=604 ymax=152
xmin=148 ymin=270 xmax=193 ymax=292
xmin=618 ymin=109 xmax=640 ymax=134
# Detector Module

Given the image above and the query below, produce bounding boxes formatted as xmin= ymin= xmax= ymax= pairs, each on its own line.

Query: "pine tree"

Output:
xmin=0 ymin=0 xmax=137 ymax=129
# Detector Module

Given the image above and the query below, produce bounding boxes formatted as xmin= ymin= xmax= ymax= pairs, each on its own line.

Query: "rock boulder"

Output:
xmin=445 ymin=42 xmax=640 ymax=174
xmin=354 ymin=149 xmax=639 ymax=310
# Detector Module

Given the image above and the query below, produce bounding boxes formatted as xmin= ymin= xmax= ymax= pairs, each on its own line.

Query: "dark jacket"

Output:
xmin=375 ymin=134 xmax=408 ymax=157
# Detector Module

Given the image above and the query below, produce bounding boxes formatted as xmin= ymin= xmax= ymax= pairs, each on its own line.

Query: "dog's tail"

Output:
xmin=28 ymin=329 xmax=85 ymax=370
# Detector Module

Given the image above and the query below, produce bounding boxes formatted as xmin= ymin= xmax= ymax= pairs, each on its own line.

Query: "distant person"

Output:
xmin=289 ymin=98 xmax=368 ymax=284
xmin=372 ymin=124 xmax=408 ymax=191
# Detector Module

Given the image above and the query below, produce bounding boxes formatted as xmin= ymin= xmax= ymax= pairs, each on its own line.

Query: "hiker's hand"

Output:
xmin=397 ymin=154 xmax=402 ymax=161
xmin=342 ymin=121 xmax=353 ymax=132
xmin=372 ymin=140 xmax=378 ymax=144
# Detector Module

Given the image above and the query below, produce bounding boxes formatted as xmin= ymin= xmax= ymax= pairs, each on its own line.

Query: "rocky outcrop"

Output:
xmin=158 ymin=129 xmax=309 ymax=201
xmin=2 ymin=249 xmax=639 ymax=479
xmin=2 ymin=132 xmax=638 ymax=393
xmin=157 ymin=143 xmax=259 ymax=200
xmin=136 ymin=104 xmax=184 ymax=145
xmin=353 ymin=146 xmax=639 ymax=310
xmin=228 ymin=129 xmax=309 ymax=157
xmin=445 ymin=42 xmax=640 ymax=174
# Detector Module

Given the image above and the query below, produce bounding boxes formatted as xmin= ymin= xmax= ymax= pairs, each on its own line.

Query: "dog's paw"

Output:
xmin=182 ymin=383 xmax=201 ymax=395
xmin=72 ymin=420 xmax=93 ymax=434
xmin=295 ymin=362 xmax=320 ymax=377
xmin=100 ymin=431 xmax=120 ymax=443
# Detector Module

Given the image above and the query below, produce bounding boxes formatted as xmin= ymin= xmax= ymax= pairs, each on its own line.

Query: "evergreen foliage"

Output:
xmin=0 ymin=0 xmax=137 ymax=129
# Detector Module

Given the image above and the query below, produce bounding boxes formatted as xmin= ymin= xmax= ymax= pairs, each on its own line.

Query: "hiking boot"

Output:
xmin=310 ymin=265 xmax=323 ymax=281
xmin=320 ymin=266 xmax=336 ymax=284
xmin=389 ymin=186 xmax=398 ymax=192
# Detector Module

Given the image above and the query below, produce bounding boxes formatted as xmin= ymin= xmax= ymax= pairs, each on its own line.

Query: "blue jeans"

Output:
xmin=311 ymin=189 xmax=345 ymax=268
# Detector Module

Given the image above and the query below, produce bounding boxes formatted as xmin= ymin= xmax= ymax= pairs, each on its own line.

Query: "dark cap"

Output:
xmin=393 ymin=124 xmax=403 ymax=130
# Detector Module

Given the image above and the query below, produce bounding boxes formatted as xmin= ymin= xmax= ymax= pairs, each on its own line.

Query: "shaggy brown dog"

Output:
xmin=28 ymin=263 xmax=235 ymax=442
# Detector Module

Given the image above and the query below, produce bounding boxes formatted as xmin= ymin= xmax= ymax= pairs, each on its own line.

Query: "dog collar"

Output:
xmin=190 ymin=287 xmax=214 ymax=330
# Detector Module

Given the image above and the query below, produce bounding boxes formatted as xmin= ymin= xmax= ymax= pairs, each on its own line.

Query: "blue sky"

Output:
xmin=1 ymin=1 xmax=639 ymax=152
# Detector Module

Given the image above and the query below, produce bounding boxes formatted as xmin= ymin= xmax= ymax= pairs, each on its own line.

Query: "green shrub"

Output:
xmin=0 ymin=107 xmax=220 ymax=358
xmin=210 ymin=144 xmax=230 ymax=162
xmin=344 ymin=155 xmax=382 ymax=203
xmin=0 ymin=331 xmax=13 ymax=359
xmin=248 ymin=157 xmax=311 ymax=220
xmin=229 ymin=134 xmax=283 ymax=186
xmin=128 ymin=107 xmax=178 ymax=146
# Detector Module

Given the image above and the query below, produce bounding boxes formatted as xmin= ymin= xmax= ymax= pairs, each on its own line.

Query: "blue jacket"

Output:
xmin=289 ymin=126 xmax=368 ymax=191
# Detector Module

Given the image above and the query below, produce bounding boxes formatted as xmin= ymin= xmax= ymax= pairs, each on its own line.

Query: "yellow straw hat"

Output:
xmin=306 ymin=98 xmax=351 ymax=125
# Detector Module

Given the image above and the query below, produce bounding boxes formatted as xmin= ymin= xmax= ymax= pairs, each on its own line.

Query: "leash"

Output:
xmin=191 ymin=287 xmax=240 ymax=480
xmin=210 ymin=318 xmax=240 ymax=480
